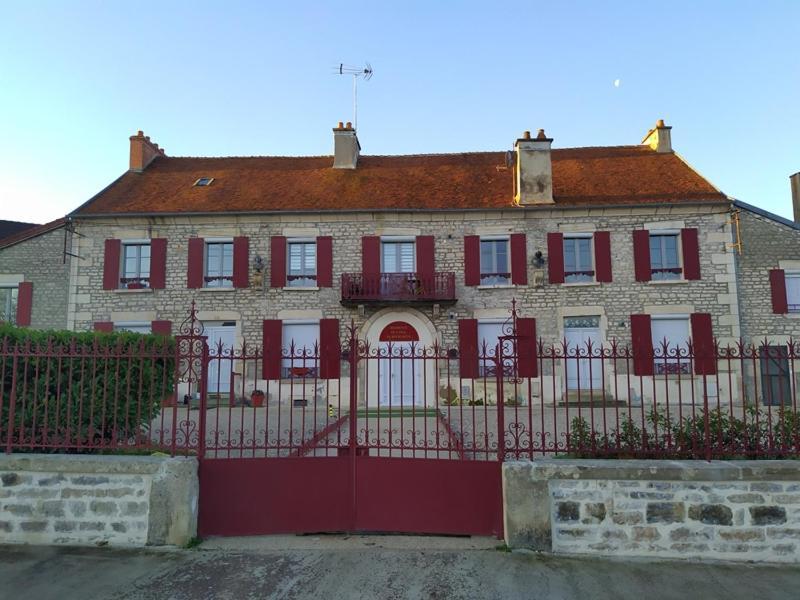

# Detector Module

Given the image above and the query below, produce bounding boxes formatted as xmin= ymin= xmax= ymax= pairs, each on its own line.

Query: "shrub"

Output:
xmin=0 ymin=324 xmax=175 ymax=453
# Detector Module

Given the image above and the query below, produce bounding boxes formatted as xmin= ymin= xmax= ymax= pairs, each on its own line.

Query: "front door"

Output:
xmin=378 ymin=321 xmax=421 ymax=406
xmin=565 ymin=318 xmax=602 ymax=391
xmin=205 ymin=322 xmax=236 ymax=394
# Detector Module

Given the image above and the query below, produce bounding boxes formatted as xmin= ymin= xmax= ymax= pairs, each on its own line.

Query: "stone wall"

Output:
xmin=735 ymin=207 xmax=800 ymax=340
xmin=0 ymin=226 xmax=70 ymax=330
xmin=69 ymin=202 xmax=739 ymax=349
xmin=0 ymin=454 xmax=198 ymax=547
xmin=503 ymin=459 xmax=800 ymax=563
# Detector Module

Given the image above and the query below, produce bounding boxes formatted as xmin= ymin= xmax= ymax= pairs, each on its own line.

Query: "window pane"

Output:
xmin=0 ymin=288 xmax=16 ymax=324
xmin=478 ymin=322 xmax=504 ymax=358
xmin=282 ymin=322 xmax=320 ymax=378
xmin=578 ymin=239 xmax=591 ymax=270
xmin=289 ymin=244 xmax=303 ymax=274
xmin=399 ymin=243 xmax=415 ymax=273
xmin=563 ymin=239 xmax=576 ymax=271
xmin=382 ymin=242 xmax=397 ymax=272
xmin=651 ymin=318 xmax=689 ymax=354
xmin=663 ymin=235 xmax=678 ymax=267
xmin=303 ymin=243 xmax=316 ymax=272
xmin=650 ymin=236 xmax=663 ymax=268
xmin=222 ymin=244 xmax=233 ymax=276
xmin=787 ymin=274 xmax=800 ymax=309
xmin=480 ymin=241 xmax=494 ymax=273
xmin=495 ymin=241 xmax=508 ymax=273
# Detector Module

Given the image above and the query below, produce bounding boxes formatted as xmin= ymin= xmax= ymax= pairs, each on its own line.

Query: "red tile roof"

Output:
xmin=72 ymin=145 xmax=726 ymax=216
xmin=0 ymin=218 xmax=66 ymax=250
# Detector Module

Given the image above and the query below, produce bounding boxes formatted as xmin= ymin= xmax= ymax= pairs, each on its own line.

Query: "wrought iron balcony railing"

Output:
xmin=341 ymin=272 xmax=456 ymax=304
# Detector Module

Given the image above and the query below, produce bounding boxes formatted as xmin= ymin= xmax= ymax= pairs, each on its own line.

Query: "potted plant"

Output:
xmin=250 ymin=389 xmax=265 ymax=407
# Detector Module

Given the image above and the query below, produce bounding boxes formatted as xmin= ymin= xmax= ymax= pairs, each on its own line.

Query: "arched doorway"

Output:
xmin=378 ymin=321 xmax=421 ymax=406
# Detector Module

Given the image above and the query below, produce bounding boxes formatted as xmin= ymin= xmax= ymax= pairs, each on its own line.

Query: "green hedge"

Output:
xmin=0 ymin=324 xmax=175 ymax=453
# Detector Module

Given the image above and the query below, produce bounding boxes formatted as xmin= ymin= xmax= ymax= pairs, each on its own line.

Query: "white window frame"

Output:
xmin=204 ymin=238 xmax=234 ymax=288
xmin=287 ymin=238 xmax=317 ymax=287
xmin=121 ymin=240 xmax=151 ymax=289
xmin=0 ymin=285 xmax=19 ymax=325
xmin=479 ymin=236 xmax=511 ymax=286
xmin=786 ymin=271 xmax=800 ymax=313
xmin=651 ymin=314 xmax=690 ymax=375
xmin=563 ymin=233 xmax=594 ymax=283
xmin=381 ymin=237 xmax=416 ymax=274
xmin=477 ymin=319 xmax=513 ymax=377
xmin=282 ymin=320 xmax=320 ymax=379
xmin=649 ymin=230 xmax=682 ymax=281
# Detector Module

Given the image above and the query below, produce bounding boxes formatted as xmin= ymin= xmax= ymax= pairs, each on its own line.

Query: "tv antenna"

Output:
xmin=334 ymin=62 xmax=373 ymax=131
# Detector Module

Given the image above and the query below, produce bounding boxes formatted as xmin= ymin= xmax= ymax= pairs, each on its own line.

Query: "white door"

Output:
xmin=565 ymin=326 xmax=602 ymax=391
xmin=379 ymin=342 xmax=420 ymax=406
xmin=205 ymin=323 xmax=236 ymax=394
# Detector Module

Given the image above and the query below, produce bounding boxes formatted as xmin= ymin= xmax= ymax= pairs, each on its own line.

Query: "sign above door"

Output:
xmin=379 ymin=321 xmax=419 ymax=342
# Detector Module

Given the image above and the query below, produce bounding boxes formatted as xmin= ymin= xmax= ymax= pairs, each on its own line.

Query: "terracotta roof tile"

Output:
xmin=73 ymin=145 xmax=726 ymax=216
xmin=0 ymin=218 xmax=66 ymax=250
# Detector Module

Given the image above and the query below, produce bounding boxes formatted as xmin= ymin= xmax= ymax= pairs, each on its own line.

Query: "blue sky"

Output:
xmin=1 ymin=1 xmax=798 ymax=223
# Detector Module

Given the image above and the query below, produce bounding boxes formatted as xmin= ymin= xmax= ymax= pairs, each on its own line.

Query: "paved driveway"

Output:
xmin=1 ymin=536 xmax=797 ymax=600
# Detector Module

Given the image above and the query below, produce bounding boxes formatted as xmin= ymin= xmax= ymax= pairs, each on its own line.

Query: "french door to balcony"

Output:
xmin=381 ymin=241 xmax=415 ymax=274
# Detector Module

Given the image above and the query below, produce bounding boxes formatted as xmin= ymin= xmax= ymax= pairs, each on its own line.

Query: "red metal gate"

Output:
xmin=190 ymin=306 xmax=509 ymax=538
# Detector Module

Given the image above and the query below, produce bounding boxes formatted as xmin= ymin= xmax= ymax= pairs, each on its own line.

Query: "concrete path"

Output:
xmin=1 ymin=535 xmax=798 ymax=600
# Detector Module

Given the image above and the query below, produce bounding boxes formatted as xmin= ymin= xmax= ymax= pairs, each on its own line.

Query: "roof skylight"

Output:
xmin=193 ymin=177 xmax=214 ymax=187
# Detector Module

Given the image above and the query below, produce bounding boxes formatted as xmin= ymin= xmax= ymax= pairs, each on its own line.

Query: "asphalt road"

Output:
xmin=1 ymin=535 xmax=797 ymax=600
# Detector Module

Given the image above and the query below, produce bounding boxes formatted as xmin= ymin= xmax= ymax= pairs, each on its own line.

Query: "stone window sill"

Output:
xmin=647 ymin=279 xmax=688 ymax=285
xmin=282 ymin=286 xmax=320 ymax=292
xmin=562 ymin=281 xmax=600 ymax=288
xmin=198 ymin=287 xmax=236 ymax=292
xmin=114 ymin=288 xmax=153 ymax=294
xmin=477 ymin=284 xmax=517 ymax=290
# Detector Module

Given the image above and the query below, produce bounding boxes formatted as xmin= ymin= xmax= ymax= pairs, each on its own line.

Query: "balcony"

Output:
xmin=341 ymin=272 xmax=456 ymax=305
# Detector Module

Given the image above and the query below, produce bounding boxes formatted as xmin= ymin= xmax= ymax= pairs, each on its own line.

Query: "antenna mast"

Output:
xmin=335 ymin=63 xmax=373 ymax=131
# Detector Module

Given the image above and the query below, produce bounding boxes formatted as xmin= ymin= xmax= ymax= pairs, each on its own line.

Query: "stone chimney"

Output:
xmin=514 ymin=129 xmax=554 ymax=205
xmin=791 ymin=172 xmax=800 ymax=223
xmin=641 ymin=119 xmax=673 ymax=153
xmin=129 ymin=131 xmax=165 ymax=172
xmin=332 ymin=121 xmax=359 ymax=169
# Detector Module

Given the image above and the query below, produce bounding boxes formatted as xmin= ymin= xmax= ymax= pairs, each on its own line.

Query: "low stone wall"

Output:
xmin=503 ymin=459 xmax=800 ymax=563
xmin=0 ymin=454 xmax=198 ymax=547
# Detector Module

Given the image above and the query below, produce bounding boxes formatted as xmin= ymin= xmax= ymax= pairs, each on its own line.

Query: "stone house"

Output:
xmin=0 ymin=218 xmax=70 ymax=329
xmin=4 ymin=120 xmax=799 ymax=406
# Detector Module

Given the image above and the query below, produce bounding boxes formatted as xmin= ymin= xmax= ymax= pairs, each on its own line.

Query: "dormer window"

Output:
xmin=194 ymin=177 xmax=214 ymax=187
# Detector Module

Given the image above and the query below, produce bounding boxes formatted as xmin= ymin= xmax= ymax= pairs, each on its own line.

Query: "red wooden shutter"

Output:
xmin=681 ymin=228 xmax=701 ymax=280
xmin=769 ymin=269 xmax=788 ymax=314
xmin=103 ymin=239 xmax=121 ymax=290
xmin=232 ymin=236 xmax=249 ymax=288
xmin=416 ymin=235 xmax=435 ymax=278
xmin=630 ymin=314 xmax=654 ymax=376
xmin=510 ymin=233 xmax=528 ymax=285
xmin=149 ymin=238 xmax=167 ymax=289
xmin=362 ymin=236 xmax=381 ymax=276
xmin=15 ymin=282 xmax=33 ymax=327
xmin=187 ymin=238 xmax=205 ymax=289
xmin=151 ymin=320 xmax=172 ymax=336
xmin=594 ymin=231 xmax=613 ymax=283
xmin=633 ymin=230 xmax=651 ymax=282
xmin=316 ymin=236 xmax=333 ymax=287
xmin=464 ymin=235 xmax=480 ymax=286
xmin=262 ymin=319 xmax=283 ymax=380
xmin=270 ymin=236 xmax=286 ymax=288
xmin=516 ymin=317 xmax=538 ymax=378
xmin=94 ymin=321 xmax=113 ymax=333
xmin=319 ymin=318 xmax=340 ymax=379
xmin=690 ymin=313 xmax=716 ymax=375
xmin=458 ymin=319 xmax=479 ymax=379
xmin=547 ymin=232 xmax=564 ymax=284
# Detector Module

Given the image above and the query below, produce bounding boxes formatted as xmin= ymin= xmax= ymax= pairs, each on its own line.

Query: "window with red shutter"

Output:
xmin=458 ymin=319 xmax=479 ymax=379
xmin=232 ymin=237 xmax=249 ymax=288
xmin=632 ymin=230 xmax=651 ymax=282
xmin=187 ymin=238 xmax=205 ymax=289
xmin=262 ymin=319 xmax=283 ymax=380
xmin=630 ymin=314 xmax=654 ymax=375
xmin=15 ymin=282 xmax=33 ymax=327
xmin=415 ymin=236 xmax=435 ymax=279
xmin=149 ymin=239 xmax=167 ymax=289
xmin=769 ymin=269 xmax=789 ymax=314
xmin=516 ymin=317 xmax=538 ymax=378
xmin=362 ymin=236 xmax=381 ymax=276
xmin=594 ymin=231 xmax=613 ymax=282
xmin=690 ymin=313 xmax=716 ymax=375
xmin=270 ymin=236 xmax=287 ymax=288
xmin=547 ymin=233 xmax=565 ymax=284
xmin=103 ymin=239 xmax=121 ymax=290
xmin=510 ymin=233 xmax=528 ymax=285
xmin=681 ymin=228 xmax=701 ymax=280
xmin=319 ymin=318 xmax=340 ymax=379
xmin=316 ymin=236 xmax=333 ymax=287
xmin=464 ymin=236 xmax=480 ymax=286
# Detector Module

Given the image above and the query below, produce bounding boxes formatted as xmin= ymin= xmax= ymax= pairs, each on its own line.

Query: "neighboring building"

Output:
xmin=0 ymin=220 xmax=39 ymax=240
xmin=0 ymin=218 xmax=70 ymax=329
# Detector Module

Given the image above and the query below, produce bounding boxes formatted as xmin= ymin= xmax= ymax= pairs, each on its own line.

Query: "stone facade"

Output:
xmin=0 ymin=454 xmax=198 ymax=547
xmin=734 ymin=204 xmax=800 ymax=340
xmin=0 ymin=225 xmax=70 ymax=330
xmin=503 ymin=459 xmax=800 ymax=563
xmin=69 ymin=202 xmax=739 ymax=347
